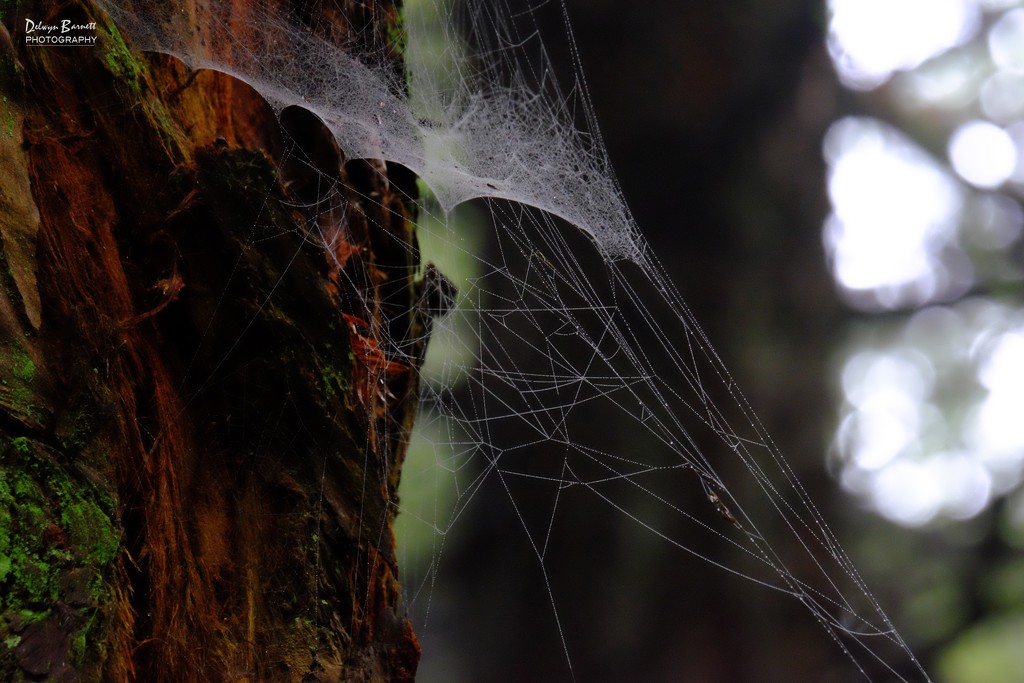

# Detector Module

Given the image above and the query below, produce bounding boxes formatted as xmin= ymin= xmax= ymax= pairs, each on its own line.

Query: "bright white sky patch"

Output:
xmin=988 ymin=8 xmax=1024 ymax=71
xmin=949 ymin=120 xmax=1018 ymax=188
xmin=824 ymin=117 xmax=964 ymax=309
xmin=828 ymin=0 xmax=981 ymax=90
xmin=1005 ymin=122 xmax=1024 ymax=183
xmin=837 ymin=350 xmax=934 ymax=471
xmin=969 ymin=330 xmax=1024 ymax=487
xmin=871 ymin=453 xmax=992 ymax=525
xmin=836 ymin=302 xmax=1024 ymax=526
xmin=826 ymin=0 xmax=1024 ymax=527
xmin=982 ymin=0 xmax=1024 ymax=9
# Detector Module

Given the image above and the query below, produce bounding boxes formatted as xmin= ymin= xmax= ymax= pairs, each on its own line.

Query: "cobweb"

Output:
xmin=94 ymin=0 xmax=932 ymax=680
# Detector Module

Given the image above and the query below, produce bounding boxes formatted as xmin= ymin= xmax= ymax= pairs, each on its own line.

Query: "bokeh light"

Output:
xmin=823 ymin=117 xmax=967 ymax=310
xmin=987 ymin=8 xmax=1024 ymax=71
xmin=949 ymin=120 xmax=1018 ymax=188
xmin=834 ymin=302 xmax=1024 ymax=526
xmin=825 ymin=1 xmax=1024 ymax=527
xmin=827 ymin=0 xmax=980 ymax=90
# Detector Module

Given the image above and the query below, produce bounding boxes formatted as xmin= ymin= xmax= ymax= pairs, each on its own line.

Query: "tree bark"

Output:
xmin=0 ymin=1 xmax=422 ymax=680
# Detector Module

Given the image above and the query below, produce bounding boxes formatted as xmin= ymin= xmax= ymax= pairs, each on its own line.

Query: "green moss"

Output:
xmin=0 ymin=462 xmax=55 ymax=609
xmin=61 ymin=499 xmax=119 ymax=566
xmin=11 ymin=550 xmax=55 ymax=603
xmin=0 ymin=346 xmax=42 ymax=426
xmin=203 ymin=148 xmax=284 ymax=198
xmin=0 ymin=491 xmax=9 ymax=583
xmin=69 ymin=609 xmax=104 ymax=667
xmin=0 ymin=437 xmax=115 ymax=669
xmin=70 ymin=628 xmax=88 ymax=666
xmin=0 ymin=438 xmax=119 ymax=617
xmin=10 ymin=351 xmax=34 ymax=383
xmin=50 ymin=472 xmax=119 ymax=568
xmin=101 ymin=21 xmax=144 ymax=91
xmin=9 ymin=437 xmax=28 ymax=456
xmin=146 ymin=95 xmax=179 ymax=145
xmin=387 ymin=8 xmax=408 ymax=58
xmin=2 ymin=103 xmax=13 ymax=139
xmin=319 ymin=362 xmax=350 ymax=403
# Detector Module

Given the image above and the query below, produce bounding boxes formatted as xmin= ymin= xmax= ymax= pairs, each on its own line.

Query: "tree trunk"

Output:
xmin=0 ymin=1 xmax=422 ymax=680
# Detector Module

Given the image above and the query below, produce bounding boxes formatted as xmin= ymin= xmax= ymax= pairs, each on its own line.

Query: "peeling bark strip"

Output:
xmin=0 ymin=1 xmax=422 ymax=680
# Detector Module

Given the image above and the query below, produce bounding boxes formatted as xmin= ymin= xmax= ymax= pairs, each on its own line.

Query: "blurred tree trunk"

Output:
xmin=0 ymin=1 xmax=422 ymax=680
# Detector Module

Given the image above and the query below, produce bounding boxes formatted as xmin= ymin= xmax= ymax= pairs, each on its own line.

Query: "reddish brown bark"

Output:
xmin=1 ymin=1 xmax=422 ymax=680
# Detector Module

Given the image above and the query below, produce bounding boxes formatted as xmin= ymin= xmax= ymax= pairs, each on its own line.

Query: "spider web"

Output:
xmin=402 ymin=193 xmax=926 ymax=682
xmin=93 ymin=0 xmax=932 ymax=679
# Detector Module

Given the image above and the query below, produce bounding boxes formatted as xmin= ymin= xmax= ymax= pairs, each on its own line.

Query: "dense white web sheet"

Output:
xmin=97 ymin=0 xmax=642 ymax=260
xmin=94 ymin=0 xmax=932 ymax=679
